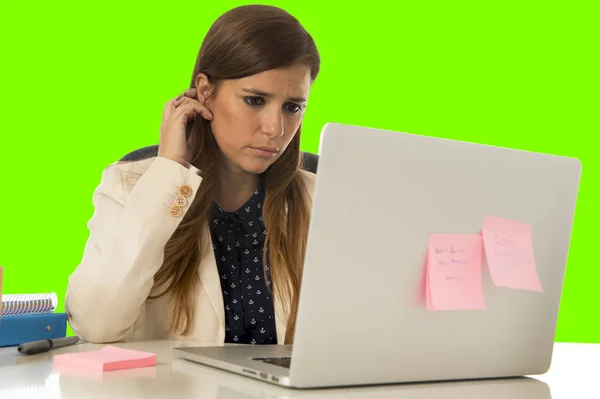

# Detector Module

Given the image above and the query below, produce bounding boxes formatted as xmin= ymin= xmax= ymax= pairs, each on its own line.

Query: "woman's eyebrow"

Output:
xmin=242 ymin=88 xmax=307 ymax=103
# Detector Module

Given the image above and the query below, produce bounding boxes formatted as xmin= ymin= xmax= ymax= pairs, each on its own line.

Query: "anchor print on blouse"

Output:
xmin=211 ymin=187 xmax=276 ymax=344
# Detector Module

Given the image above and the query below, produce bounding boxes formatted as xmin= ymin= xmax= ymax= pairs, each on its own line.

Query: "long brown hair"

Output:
xmin=147 ymin=5 xmax=320 ymax=344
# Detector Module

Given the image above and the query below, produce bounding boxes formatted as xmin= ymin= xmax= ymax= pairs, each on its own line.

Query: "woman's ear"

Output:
xmin=194 ymin=73 xmax=213 ymax=101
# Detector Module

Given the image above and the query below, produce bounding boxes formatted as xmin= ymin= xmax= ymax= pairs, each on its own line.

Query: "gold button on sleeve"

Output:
xmin=170 ymin=205 xmax=182 ymax=217
xmin=179 ymin=185 xmax=192 ymax=197
xmin=175 ymin=195 xmax=187 ymax=207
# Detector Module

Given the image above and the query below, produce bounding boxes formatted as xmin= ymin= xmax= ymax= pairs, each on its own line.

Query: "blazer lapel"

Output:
xmin=198 ymin=223 xmax=225 ymax=342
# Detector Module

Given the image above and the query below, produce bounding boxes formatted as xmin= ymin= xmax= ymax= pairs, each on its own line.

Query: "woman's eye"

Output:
xmin=244 ymin=96 xmax=264 ymax=106
xmin=285 ymin=103 xmax=301 ymax=113
xmin=244 ymin=97 xmax=302 ymax=113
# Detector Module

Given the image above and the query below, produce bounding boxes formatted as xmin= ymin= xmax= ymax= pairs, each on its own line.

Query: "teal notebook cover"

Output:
xmin=0 ymin=313 xmax=68 ymax=347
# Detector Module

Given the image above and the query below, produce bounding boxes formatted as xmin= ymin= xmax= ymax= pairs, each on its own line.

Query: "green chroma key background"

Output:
xmin=0 ymin=1 xmax=597 ymax=341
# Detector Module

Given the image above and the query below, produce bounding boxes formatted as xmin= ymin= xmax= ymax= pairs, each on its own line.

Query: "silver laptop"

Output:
xmin=173 ymin=122 xmax=581 ymax=389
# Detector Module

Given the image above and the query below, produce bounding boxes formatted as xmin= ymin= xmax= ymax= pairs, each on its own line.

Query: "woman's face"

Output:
xmin=197 ymin=64 xmax=312 ymax=175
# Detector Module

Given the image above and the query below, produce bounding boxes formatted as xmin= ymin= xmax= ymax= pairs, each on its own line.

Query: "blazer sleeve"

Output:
xmin=65 ymin=156 xmax=203 ymax=343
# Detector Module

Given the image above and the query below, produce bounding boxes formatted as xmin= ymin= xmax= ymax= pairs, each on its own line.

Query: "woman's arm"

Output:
xmin=65 ymin=156 xmax=202 ymax=343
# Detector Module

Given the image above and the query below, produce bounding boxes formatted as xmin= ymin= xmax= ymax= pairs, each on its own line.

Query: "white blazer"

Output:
xmin=65 ymin=156 xmax=316 ymax=344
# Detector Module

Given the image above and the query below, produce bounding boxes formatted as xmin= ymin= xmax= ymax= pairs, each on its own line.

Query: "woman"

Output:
xmin=65 ymin=4 xmax=320 ymax=346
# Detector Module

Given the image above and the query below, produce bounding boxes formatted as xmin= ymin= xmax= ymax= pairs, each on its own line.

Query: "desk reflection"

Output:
xmin=1 ymin=359 xmax=551 ymax=399
xmin=169 ymin=358 xmax=552 ymax=399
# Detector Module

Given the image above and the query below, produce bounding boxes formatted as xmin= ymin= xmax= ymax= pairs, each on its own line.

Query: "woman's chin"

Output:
xmin=240 ymin=157 xmax=275 ymax=175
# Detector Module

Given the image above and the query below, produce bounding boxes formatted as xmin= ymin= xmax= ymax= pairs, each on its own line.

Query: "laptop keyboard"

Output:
xmin=252 ymin=357 xmax=292 ymax=369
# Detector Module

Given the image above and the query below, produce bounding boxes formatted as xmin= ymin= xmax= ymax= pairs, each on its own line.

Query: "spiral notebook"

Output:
xmin=1 ymin=293 xmax=58 ymax=316
xmin=0 ymin=292 xmax=68 ymax=347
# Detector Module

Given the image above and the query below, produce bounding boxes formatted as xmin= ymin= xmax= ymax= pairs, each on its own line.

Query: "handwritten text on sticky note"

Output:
xmin=426 ymin=234 xmax=486 ymax=310
xmin=481 ymin=215 xmax=543 ymax=292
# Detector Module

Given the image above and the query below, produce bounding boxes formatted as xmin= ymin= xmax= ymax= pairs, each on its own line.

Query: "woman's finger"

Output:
xmin=173 ymin=95 xmax=201 ymax=108
xmin=172 ymin=100 xmax=214 ymax=121
xmin=174 ymin=88 xmax=197 ymax=103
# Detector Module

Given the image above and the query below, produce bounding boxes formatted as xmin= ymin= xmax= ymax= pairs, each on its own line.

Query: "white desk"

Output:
xmin=0 ymin=340 xmax=597 ymax=398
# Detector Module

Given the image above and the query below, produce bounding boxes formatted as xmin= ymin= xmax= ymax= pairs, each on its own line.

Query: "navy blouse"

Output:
xmin=209 ymin=185 xmax=277 ymax=345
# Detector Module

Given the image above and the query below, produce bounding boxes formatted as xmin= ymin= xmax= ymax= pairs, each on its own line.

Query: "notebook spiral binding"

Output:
xmin=1 ymin=293 xmax=58 ymax=317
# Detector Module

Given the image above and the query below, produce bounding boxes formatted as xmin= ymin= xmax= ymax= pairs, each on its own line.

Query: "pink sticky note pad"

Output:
xmin=481 ymin=215 xmax=543 ymax=292
xmin=426 ymin=234 xmax=486 ymax=310
xmin=53 ymin=345 xmax=156 ymax=372
xmin=53 ymin=362 xmax=157 ymax=380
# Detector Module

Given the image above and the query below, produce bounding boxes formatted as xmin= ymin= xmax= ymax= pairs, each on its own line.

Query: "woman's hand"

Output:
xmin=158 ymin=88 xmax=213 ymax=166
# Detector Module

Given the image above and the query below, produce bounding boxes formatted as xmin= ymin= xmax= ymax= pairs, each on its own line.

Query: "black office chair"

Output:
xmin=119 ymin=145 xmax=319 ymax=174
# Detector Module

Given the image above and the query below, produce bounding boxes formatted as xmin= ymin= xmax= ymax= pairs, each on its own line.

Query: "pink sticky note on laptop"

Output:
xmin=53 ymin=345 xmax=156 ymax=372
xmin=481 ymin=215 xmax=543 ymax=292
xmin=426 ymin=234 xmax=486 ymax=310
